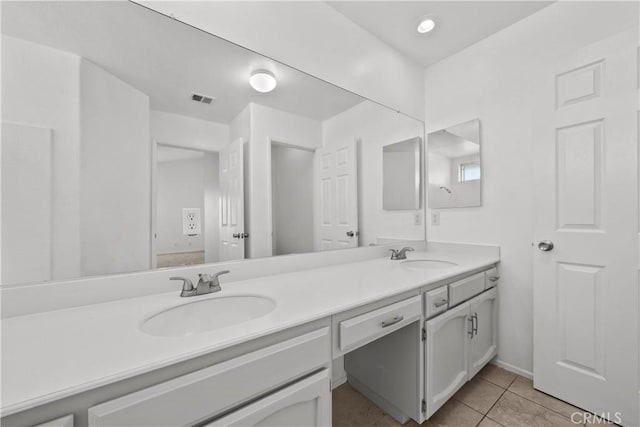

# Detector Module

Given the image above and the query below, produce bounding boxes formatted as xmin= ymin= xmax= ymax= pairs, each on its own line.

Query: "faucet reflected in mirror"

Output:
xmin=0 ymin=1 xmax=425 ymax=286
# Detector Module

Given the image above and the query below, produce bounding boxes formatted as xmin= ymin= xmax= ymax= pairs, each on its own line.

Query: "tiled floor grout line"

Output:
xmin=505 ymin=378 xmax=584 ymax=424
xmin=478 ymin=376 xmax=514 ymax=426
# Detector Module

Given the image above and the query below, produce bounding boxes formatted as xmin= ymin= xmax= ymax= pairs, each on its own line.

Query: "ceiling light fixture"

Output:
xmin=249 ymin=70 xmax=277 ymax=93
xmin=417 ymin=17 xmax=436 ymax=34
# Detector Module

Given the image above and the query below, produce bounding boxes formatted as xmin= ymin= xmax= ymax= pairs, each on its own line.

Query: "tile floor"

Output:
xmin=332 ymin=364 xmax=617 ymax=427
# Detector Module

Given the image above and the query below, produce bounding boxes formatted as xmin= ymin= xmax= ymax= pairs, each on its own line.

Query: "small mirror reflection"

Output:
xmin=427 ymin=119 xmax=482 ymax=209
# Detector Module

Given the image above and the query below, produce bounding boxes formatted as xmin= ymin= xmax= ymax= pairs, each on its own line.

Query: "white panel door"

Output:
xmin=315 ymin=139 xmax=358 ymax=250
xmin=424 ymin=302 xmax=470 ymax=418
xmin=533 ymin=27 xmax=638 ymax=426
xmin=219 ymin=138 xmax=245 ymax=261
xmin=205 ymin=369 xmax=331 ymax=427
xmin=1 ymin=122 xmax=52 ymax=284
xmin=468 ymin=287 xmax=498 ymax=378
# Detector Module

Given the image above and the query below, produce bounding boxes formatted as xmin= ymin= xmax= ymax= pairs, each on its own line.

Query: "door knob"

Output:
xmin=538 ymin=240 xmax=554 ymax=251
xmin=233 ymin=233 xmax=241 ymax=239
xmin=346 ymin=231 xmax=355 ymax=237
xmin=241 ymin=232 xmax=249 ymax=239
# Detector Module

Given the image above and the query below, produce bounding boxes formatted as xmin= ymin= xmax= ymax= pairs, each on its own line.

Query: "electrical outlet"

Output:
xmin=414 ymin=212 xmax=422 ymax=226
xmin=431 ymin=211 xmax=440 ymax=226
xmin=183 ymin=208 xmax=202 ymax=236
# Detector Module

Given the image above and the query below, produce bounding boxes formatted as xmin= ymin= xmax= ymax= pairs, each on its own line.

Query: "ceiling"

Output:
xmin=2 ymin=1 xmax=364 ymax=124
xmin=328 ymin=1 xmax=553 ymax=67
xmin=157 ymin=146 xmax=205 ymax=163
xmin=429 ymin=130 xmax=479 ymax=159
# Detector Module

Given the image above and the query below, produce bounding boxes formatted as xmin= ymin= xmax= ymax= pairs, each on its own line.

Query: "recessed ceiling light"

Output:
xmin=249 ymin=70 xmax=277 ymax=93
xmin=417 ymin=18 xmax=436 ymax=34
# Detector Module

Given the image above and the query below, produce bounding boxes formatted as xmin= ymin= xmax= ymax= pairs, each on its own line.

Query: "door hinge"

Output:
xmin=421 ymin=327 xmax=426 ymax=341
xmin=421 ymin=399 xmax=426 ymax=413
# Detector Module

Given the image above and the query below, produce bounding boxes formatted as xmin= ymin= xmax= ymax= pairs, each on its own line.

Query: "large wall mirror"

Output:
xmin=1 ymin=1 xmax=425 ymax=286
xmin=427 ymin=119 xmax=481 ymax=209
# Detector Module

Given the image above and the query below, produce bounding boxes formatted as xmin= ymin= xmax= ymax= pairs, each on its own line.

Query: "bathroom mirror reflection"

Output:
xmin=1 ymin=1 xmax=425 ymax=286
xmin=383 ymin=137 xmax=422 ymax=210
xmin=427 ymin=119 xmax=482 ymax=209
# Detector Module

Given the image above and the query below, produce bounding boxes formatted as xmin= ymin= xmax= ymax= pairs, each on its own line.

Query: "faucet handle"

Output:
xmin=170 ymin=277 xmax=195 ymax=296
xmin=212 ymin=270 xmax=230 ymax=279
xmin=200 ymin=270 xmax=230 ymax=291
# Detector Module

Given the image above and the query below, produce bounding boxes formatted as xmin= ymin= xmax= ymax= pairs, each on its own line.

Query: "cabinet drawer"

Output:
xmin=485 ymin=267 xmax=500 ymax=289
xmin=449 ymin=272 xmax=485 ymax=307
xmin=34 ymin=415 xmax=73 ymax=427
xmin=204 ymin=369 xmax=330 ymax=426
xmin=339 ymin=296 xmax=421 ymax=353
xmin=88 ymin=328 xmax=330 ymax=427
xmin=425 ymin=286 xmax=449 ymax=319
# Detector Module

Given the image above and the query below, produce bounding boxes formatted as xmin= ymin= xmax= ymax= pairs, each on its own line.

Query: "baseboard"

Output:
xmin=332 ymin=374 xmax=347 ymax=389
xmin=492 ymin=358 xmax=533 ymax=379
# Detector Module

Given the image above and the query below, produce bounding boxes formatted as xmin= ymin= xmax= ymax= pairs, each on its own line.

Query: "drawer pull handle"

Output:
xmin=488 ymin=276 xmax=500 ymax=282
xmin=434 ymin=299 xmax=448 ymax=308
xmin=381 ymin=315 xmax=404 ymax=328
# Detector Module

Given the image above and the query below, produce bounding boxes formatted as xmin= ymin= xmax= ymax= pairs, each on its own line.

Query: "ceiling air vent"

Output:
xmin=191 ymin=92 xmax=215 ymax=105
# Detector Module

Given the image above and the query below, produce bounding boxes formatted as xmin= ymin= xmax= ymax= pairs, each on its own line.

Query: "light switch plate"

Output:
xmin=414 ymin=212 xmax=422 ymax=226
xmin=431 ymin=211 xmax=440 ymax=226
xmin=183 ymin=208 xmax=201 ymax=236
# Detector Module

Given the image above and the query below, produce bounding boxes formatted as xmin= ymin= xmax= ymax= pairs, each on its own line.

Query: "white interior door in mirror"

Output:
xmin=219 ymin=138 xmax=245 ymax=261
xmin=316 ymin=139 xmax=358 ymax=250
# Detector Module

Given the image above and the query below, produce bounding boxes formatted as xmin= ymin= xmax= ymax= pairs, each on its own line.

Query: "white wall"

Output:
xmin=80 ymin=59 xmax=150 ymax=276
xmin=1 ymin=35 xmax=81 ymax=281
xmin=271 ymin=145 xmax=314 ymax=256
xmin=424 ymin=0 xmax=639 ymax=373
xmin=156 ymin=157 xmax=205 ymax=254
xmin=246 ymin=103 xmax=323 ymax=258
xmin=139 ymin=1 xmax=424 ymax=120
xmin=150 ymin=110 xmax=229 ymax=152
xmin=323 ymin=101 xmax=425 ymax=246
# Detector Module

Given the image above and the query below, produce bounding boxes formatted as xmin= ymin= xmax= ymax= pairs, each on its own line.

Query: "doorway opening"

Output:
xmin=270 ymin=142 xmax=315 ymax=256
xmin=154 ymin=144 xmax=219 ymax=268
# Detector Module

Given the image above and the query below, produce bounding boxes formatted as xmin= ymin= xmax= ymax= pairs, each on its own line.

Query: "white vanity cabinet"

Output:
xmin=424 ymin=286 xmax=498 ymax=417
xmin=88 ymin=328 xmax=330 ymax=427
xmin=424 ymin=300 xmax=471 ymax=417
xmin=204 ymin=369 xmax=330 ymax=427
xmin=468 ymin=287 xmax=498 ymax=377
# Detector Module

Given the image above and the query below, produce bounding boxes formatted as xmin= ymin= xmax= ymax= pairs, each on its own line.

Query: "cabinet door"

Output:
xmin=468 ymin=287 xmax=498 ymax=378
xmin=205 ymin=369 xmax=331 ymax=427
xmin=424 ymin=302 xmax=470 ymax=418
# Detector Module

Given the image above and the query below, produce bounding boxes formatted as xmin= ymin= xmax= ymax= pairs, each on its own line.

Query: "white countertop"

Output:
xmin=1 ymin=249 xmax=498 ymax=416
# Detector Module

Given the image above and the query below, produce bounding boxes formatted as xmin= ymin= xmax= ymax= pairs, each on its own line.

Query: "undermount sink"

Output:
xmin=401 ymin=259 xmax=458 ymax=270
xmin=140 ymin=295 xmax=276 ymax=337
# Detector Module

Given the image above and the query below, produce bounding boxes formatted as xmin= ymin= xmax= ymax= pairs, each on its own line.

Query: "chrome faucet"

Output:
xmin=170 ymin=270 xmax=230 ymax=297
xmin=390 ymin=247 xmax=414 ymax=260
